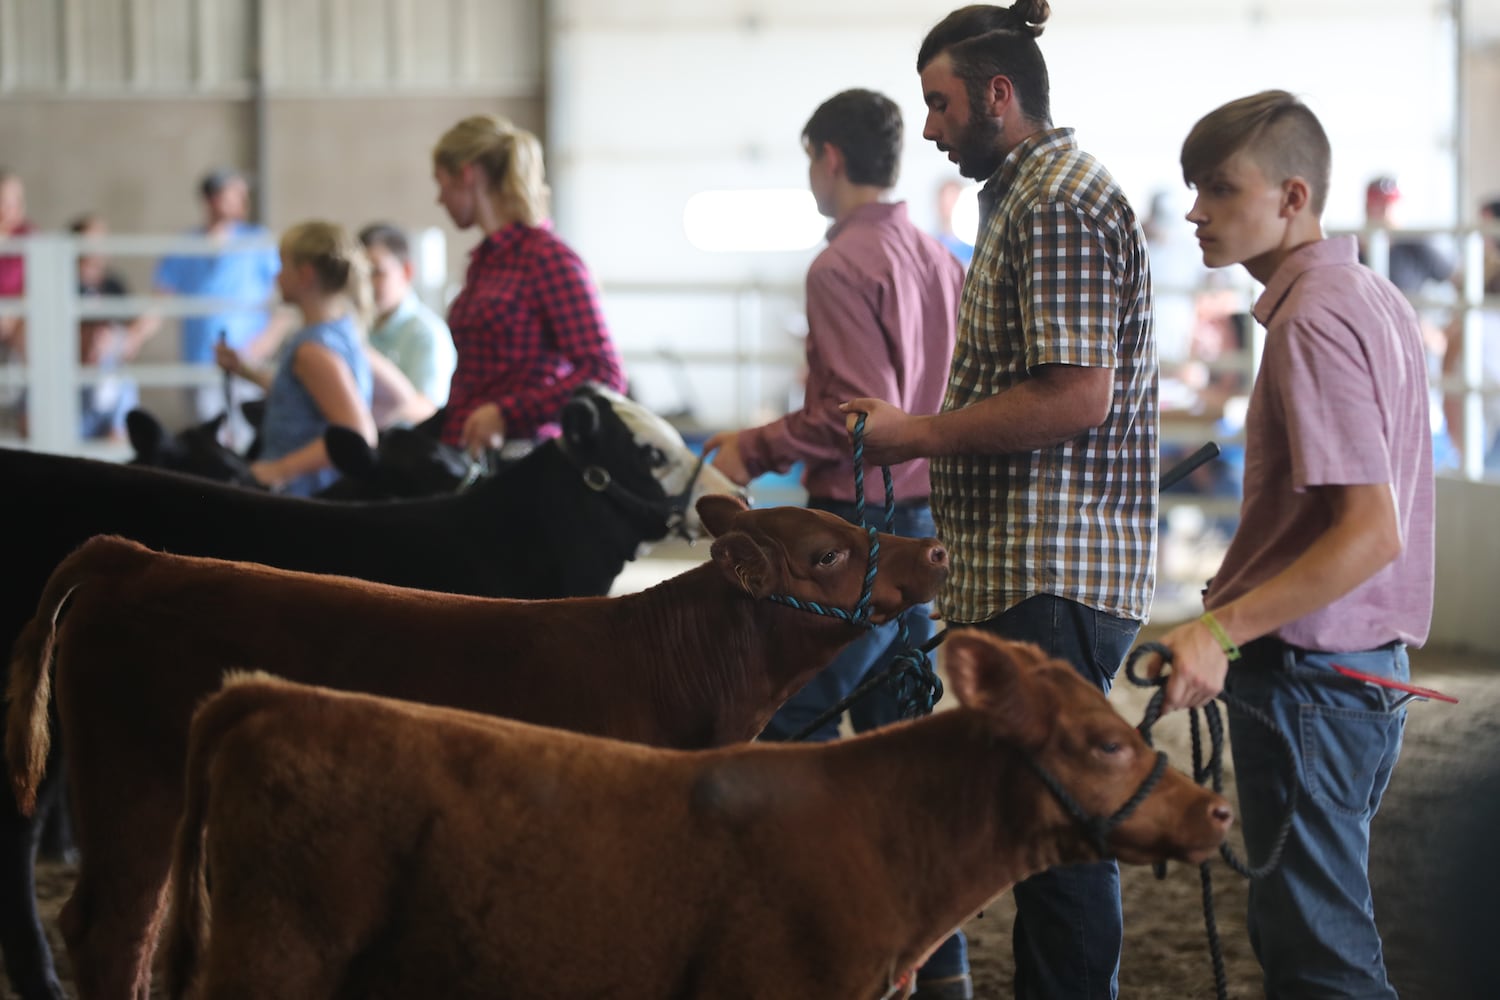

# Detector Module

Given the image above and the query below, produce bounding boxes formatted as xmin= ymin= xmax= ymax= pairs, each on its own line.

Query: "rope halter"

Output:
xmin=1020 ymin=745 xmax=1170 ymax=860
xmin=764 ymin=413 xmax=943 ymax=734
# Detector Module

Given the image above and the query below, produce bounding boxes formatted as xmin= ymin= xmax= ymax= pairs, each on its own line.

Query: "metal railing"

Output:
xmin=0 ymin=231 xmax=277 ymax=459
xmin=2 ymin=225 xmax=1496 ymax=481
xmin=0 ymin=228 xmax=450 ymax=460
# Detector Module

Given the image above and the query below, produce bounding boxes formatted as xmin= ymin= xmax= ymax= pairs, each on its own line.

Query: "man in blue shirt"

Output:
xmin=154 ymin=169 xmax=284 ymax=432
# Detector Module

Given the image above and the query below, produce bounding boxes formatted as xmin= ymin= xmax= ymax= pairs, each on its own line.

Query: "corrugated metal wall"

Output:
xmin=0 ymin=0 xmax=544 ymax=431
xmin=0 ymin=0 xmax=544 ymax=286
xmin=0 ymin=0 xmax=540 ymax=95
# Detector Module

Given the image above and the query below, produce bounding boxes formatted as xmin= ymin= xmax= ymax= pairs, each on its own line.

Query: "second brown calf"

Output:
xmin=166 ymin=630 xmax=1232 ymax=1000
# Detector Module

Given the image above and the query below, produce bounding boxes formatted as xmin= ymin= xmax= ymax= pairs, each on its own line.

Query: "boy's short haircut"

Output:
xmin=357 ymin=222 xmax=412 ymax=264
xmin=802 ymin=89 xmax=903 ymax=189
xmin=1180 ymin=90 xmax=1332 ymax=216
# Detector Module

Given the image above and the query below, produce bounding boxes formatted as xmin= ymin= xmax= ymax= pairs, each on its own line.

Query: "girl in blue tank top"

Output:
xmin=216 ymin=220 xmax=376 ymax=496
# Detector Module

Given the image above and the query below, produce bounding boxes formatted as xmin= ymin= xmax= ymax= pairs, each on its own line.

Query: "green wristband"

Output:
xmin=1200 ymin=611 xmax=1241 ymax=662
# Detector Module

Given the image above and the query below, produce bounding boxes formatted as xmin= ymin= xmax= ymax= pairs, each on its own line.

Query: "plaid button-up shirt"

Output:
xmin=440 ymin=223 xmax=626 ymax=445
xmin=931 ymin=128 xmax=1158 ymax=623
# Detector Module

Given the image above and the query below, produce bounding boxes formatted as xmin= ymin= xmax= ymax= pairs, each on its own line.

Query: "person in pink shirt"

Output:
xmin=1147 ymin=91 xmax=1435 ymax=1000
xmin=0 ymin=170 xmax=33 ymax=358
xmin=703 ymin=88 xmax=966 ymax=999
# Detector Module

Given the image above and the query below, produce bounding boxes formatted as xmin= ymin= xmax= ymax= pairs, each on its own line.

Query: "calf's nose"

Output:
xmin=1209 ymin=800 xmax=1234 ymax=832
xmin=926 ymin=541 xmax=948 ymax=566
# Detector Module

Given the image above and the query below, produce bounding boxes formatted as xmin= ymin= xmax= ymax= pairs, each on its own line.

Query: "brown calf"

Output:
xmin=7 ymin=494 xmax=947 ymax=1000
xmin=164 ymin=630 xmax=1231 ymax=1000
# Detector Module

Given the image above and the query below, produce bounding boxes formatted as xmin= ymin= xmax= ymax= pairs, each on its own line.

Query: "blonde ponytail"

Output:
xmin=432 ymin=114 xmax=550 ymax=227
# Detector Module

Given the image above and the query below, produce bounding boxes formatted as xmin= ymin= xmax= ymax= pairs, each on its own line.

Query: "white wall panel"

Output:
xmin=1041 ymin=14 xmax=1458 ymax=229
xmin=549 ymin=0 xmax=1460 ymax=430
xmin=554 ymin=0 xmax=1437 ymax=28
xmin=550 ymin=20 xmax=975 ymax=274
xmin=559 ymin=160 xmax=813 ymax=286
xmin=554 ymin=5 xmax=1459 ymax=254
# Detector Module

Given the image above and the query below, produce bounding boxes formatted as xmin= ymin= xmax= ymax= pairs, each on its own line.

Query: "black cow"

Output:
xmin=127 ymin=410 xmax=479 ymax=501
xmin=0 ymin=383 xmax=741 ymax=1000
xmin=316 ymin=425 xmax=480 ymax=499
xmin=124 ymin=410 xmax=261 ymax=489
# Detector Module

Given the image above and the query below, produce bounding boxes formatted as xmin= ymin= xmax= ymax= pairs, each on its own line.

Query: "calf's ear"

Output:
xmin=325 ymin=426 xmax=377 ymax=477
xmin=562 ymin=393 xmax=602 ymax=450
xmin=125 ymin=409 xmax=165 ymax=460
xmin=943 ymin=630 xmax=1056 ymax=750
xmin=240 ymin=397 xmax=266 ymax=429
xmin=697 ymin=494 xmax=750 ymax=537
xmin=711 ymin=531 xmax=774 ymax=598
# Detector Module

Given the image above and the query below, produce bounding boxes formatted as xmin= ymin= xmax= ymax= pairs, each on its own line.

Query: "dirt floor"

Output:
xmin=962 ymin=635 xmax=1495 ymax=1000
xmin=9 ymin=639 xmax=1494 ymax=999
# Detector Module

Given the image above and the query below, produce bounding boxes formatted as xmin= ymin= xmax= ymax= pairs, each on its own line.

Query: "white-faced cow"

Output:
xmin=0 ymin=383 xmax=741 ymax=1000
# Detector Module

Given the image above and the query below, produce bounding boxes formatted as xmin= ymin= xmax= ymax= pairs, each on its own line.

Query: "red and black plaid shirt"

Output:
xmin=441 ymin=222 xmax=626 ymax=445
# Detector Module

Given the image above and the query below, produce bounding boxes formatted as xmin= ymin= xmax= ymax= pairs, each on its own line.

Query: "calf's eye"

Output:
xmin=817 ymin=550 xmax=841 ymax=567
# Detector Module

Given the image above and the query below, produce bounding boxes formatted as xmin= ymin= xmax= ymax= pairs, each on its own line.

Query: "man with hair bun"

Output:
xmin=1150 ymin=89 xmax=1434 ymax=1000
xmin=843 ymin=4 xmax=1158 ymax=996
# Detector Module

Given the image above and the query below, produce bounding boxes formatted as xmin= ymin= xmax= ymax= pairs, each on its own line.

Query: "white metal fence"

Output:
xmin=1 ymin=226 xmax=1496 ymax=483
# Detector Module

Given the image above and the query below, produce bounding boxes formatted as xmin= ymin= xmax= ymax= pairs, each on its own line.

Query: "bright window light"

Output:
xmin=950 ymin=183 xmax=981 ymax=247
xmin=683 ymin=189 xmax=826 ymax=253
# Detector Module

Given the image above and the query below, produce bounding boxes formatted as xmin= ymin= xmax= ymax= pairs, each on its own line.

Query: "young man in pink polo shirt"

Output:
xmin=1150 ymin=91 xmax=1435 ymax=999
xmin=703 ymin=88 xmax=967 ymax=998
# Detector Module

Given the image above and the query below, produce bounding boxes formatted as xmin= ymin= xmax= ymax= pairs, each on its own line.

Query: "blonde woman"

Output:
xmin=431 ymin=114 xmax=626 ymax=455
xmin=217 ymin=221 xmax=377 ymax=496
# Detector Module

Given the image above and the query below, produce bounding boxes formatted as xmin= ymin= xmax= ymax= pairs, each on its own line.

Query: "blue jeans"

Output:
xmin=759 ymin=498 xmax=967 ymax=982
xmin=1226 ymin=638 xmax=1407 ymax=1000
xmin=972 ymin=594 xmax=1140 ymax=1000
xmin=760 ymin=498 xmax=939 ymax=742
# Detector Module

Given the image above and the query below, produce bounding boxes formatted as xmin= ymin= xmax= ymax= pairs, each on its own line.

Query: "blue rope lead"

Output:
xmin=771 ymin=413 xmax=943 ymax=742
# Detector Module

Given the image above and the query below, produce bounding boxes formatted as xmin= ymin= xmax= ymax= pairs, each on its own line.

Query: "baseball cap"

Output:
xmin=1366 ymin=175 xmax=1401 ymax=204
xmin=199 ymin=168 xmax=246 ymax=201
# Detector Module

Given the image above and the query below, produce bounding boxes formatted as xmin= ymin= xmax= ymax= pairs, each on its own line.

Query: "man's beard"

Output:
xmin=953 ymin=114 xmax=1006 ymax=182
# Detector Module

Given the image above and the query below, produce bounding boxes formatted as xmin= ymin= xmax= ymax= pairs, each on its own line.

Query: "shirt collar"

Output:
xmin=471 ymin=221 xmax=530 ymax=260
xmin=979 ymin=126 xmax=1076 ymax=218
xmin=1252 ymin=235 xmax=1358 ymax=326
xmin=825 ymin=200 xmax=908 ymax=242
xmin=385 ymin=291 xmax=420 ymax=324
